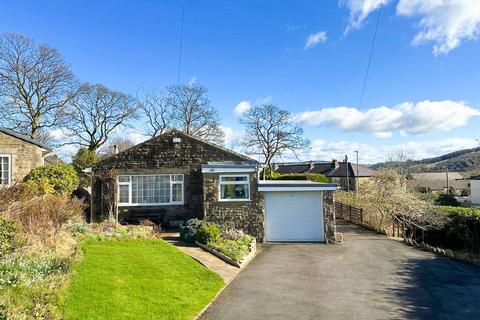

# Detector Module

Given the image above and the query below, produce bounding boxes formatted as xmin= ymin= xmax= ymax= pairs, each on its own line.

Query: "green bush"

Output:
xmin=434 ymin=206 xmax=480 ymax=253
xmin=72 ymin=148 xmax=99 ymax=187
xmin=195 ymin=222 xmax=220 ymax=244
xmin=209 ymin=235 xmax=253 ymax=262
xmin=270 ymin=173 xmax=329 ymax=183
xmin=434 ymin=193 xmax=460 ymax=206
xmin=23 ymin=163 xmax=79 ymax=194
xmin=0 ymin=218 xmax=18 ymax=257
xmin=179 ymin=219 xmax=203 ymax=243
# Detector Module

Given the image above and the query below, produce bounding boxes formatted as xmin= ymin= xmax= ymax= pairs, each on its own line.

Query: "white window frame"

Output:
xmin=0 ymin=154 xmax=12 ymax=187
xmin=218 ymin=174 xmax=251 ymax=202
xmin=117 ymin=174 xmax=184 ymax=206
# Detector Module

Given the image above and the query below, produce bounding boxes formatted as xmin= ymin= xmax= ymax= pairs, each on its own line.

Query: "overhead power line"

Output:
xmin=177 ymin=0 xmax=186 ymax=84
xmin=358 ymin=1 xmax=383 ymax=109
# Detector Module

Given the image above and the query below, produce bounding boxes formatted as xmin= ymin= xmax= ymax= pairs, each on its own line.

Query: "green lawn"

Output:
xmin=62 ymin=239 xmax=224 ymax=320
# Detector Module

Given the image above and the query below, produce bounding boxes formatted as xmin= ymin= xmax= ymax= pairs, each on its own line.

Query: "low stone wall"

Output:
xmin=404 ymin=238 xmax=480 ymax=267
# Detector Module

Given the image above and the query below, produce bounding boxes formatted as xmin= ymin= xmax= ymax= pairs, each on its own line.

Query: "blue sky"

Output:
xmin=1 ymin=0 xmax=479 ymax=163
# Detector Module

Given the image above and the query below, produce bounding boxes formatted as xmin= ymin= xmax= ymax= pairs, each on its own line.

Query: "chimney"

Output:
xmin=332 ymin=159 xmax=339 ymax=169
xmin=309 ymin=160 xmax=315 ymax=170
xmin=113 ymin=145 xmax=119 ymax=154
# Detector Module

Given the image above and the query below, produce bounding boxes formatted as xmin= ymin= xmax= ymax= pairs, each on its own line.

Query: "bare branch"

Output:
xmin=0 ymin=32 xmax=76 ymax=140
xmin=63 ymin=83 xmax=138 ymax=151
xmin=165 ymin=83 xmax=224 ymax=144
xmin=240 ymin=104 xmax=309 ymax=169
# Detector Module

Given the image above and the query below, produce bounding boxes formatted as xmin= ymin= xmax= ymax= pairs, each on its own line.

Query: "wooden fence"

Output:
xmin=335 ymin=202 xmax=363 ymax=224
xmin=391 ymin=214 xmax=427 ymax=243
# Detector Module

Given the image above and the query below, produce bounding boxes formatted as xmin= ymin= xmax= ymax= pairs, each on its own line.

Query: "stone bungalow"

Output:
xmin=0 ymin=127 xmax=53 ymax=187
xmin=92 ymin=130 xmax=337 ymax=243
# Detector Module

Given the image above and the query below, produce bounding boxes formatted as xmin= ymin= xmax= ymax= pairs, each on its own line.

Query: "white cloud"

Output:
xmin=294 ymin=100 xmax=480 ymax=137
xmin=397 ymin=0 xmax=480 ymax=55
xmin=188 ymin=76 xmax=198 ymax=86
xmin=295 ymin=137 xmax=479 ymax=164
xmin=374 ymin=131 xmax=393 ymax=138
xmin=233 ymin=100 xmax=252 ymax=116
xmin=340 ymin=0 xmax=392 ymax=33
xmin=221 ymin=125 xmax=245 ymax=153
xmin=341 ymin=0 xmax=480 ymax=54
xmin=233 ymin=97 xmax=272 ymax=116
xmin=304 ymin=31 xmax=328 ymax=49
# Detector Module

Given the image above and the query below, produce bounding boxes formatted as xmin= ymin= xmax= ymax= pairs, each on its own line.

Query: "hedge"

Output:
xmin=426 ymin=206 xmax=480 ymax=253
xmin=270 ymin=173 xmax=329 ymax=183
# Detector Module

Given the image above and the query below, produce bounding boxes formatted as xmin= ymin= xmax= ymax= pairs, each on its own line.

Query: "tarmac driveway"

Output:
xmin=200 ymin=221 xmax=480 ymax=320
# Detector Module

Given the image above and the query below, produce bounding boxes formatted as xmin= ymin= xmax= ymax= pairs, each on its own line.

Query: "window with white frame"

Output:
xmin=0 ymin=155 xmax=11 ymax=187
xmin=219 ymin=175 xmax=250 ymax=201
xmin=117 ymin=174 xmax=184 ymax=206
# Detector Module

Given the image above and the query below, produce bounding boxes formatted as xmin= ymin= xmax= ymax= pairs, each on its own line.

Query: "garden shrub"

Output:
xmin=0 ymin=218 xmax=19 ymax=257
xmin=179 ymin=218 xmax=203 ymax=243
xmin=72 ymin=148 xmax=99 ymax=187
xmin=209 ymin=235 xmax=254 ymax=262
xmin=24 ymin=163 xmax=79 ymax=195
xmin=431 ymin=206 xmax=480 ymax=253
xmin=195 ymin=222 xmax=220 ymax=244
xmin=270 ymin=172 xmax=329 ymax=183
xmin=3 ymin=194 xmax=84 ymax=247
xmin=434 ymin=193 xmax=460 ymax=206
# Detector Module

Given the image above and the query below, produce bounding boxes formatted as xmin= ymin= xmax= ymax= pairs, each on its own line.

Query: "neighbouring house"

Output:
xmin=471 ymin=175 xmax=480 ymax=205
xmin=0 ymin=127 xmax=52 ymax=187
xmin=92 ymin=129 xmax=337 ymax=242
xmin=273 ymin=160 xmax=377 ymax=191
xmin=407 ymin=172 xmax=471 ymax=194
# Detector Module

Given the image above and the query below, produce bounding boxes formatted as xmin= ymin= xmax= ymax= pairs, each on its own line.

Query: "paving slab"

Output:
xmin=161 ymin=232 xmax=241 ymax=283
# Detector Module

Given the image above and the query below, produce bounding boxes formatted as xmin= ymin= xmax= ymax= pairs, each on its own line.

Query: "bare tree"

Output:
xmin=165 ymin=84 xmax=224 ymax=144
xmin=138 ymin=88 xmax=172 ymax=137
xmin=384 ymin=147 xmax=416 ymax=178
xmin=64 ymin=83 xmax=138 ymax=151
xmin=98 ymin=136 xmax=137 ymax=158
xmin=0 ymin=32 xmax=76 ymax=140
xmin=241 ymin=104 xmax=309 ymax=177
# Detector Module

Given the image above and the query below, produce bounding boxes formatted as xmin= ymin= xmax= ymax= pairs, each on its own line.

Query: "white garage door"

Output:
xmin=265 ymin=191 xmax=324 ymax=242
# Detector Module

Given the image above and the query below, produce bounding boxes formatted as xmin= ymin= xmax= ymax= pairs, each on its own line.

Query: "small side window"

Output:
xmin=219 ymin=175 xmax=250 ymax=201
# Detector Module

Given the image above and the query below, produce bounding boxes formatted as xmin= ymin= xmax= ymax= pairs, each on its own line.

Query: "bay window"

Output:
xmin=219 ymin=174 xmax=250 ymax=201
xmin=0 ymin=155 xmax=11 ymax=187
xmin=117 ymin=174 xmax=184 ymax=206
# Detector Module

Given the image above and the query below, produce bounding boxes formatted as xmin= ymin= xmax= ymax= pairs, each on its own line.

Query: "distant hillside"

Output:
xmin=371 ymin=147 xmax=480 ymax=173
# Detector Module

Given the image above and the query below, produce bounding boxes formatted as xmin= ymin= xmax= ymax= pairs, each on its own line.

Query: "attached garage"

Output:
xmin=259 ymin=181 xmax=337 ymax=242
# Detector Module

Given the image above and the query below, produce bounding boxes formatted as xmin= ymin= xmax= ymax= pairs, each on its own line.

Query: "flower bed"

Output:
xmin=180 ymin=219 xmax=256 ymax=267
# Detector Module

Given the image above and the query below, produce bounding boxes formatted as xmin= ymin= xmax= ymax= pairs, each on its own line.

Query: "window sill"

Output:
xmin=218 ymin=199 xmax=251 ymax=202
xmin=118 ymin=203 xmax=184 ymax=207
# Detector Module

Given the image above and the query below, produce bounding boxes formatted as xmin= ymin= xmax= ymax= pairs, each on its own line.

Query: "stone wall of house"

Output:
xmin=323 ymin=190 xmax=336 ymax=243
xmin=0 ymin=132 xmax=45 ymax=184
xmin=92 ymin=130 xmax=254 ymax=223
xmin=203 ymin=171 xmax=265 ymax=241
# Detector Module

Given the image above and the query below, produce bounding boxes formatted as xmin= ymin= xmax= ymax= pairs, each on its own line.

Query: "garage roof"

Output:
xmin=258 ymin=180 xmax=337 ymax=192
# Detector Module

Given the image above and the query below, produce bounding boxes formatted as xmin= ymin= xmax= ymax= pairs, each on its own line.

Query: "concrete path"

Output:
xmin=200 ymin=221 xmax=480 ymax=320
xmin=161 ymin=232 xmax=241 ymax=283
